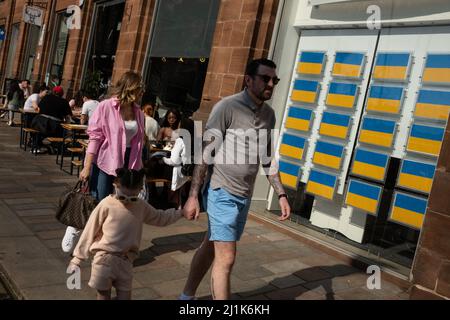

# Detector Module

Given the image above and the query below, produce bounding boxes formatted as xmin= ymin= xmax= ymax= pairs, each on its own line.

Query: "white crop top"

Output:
xmin=124 ymin=120 xmax=138 ymax=147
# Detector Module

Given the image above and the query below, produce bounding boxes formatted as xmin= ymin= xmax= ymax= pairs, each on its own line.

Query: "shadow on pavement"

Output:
xmin=133 ymin=231 xmax=205 ymax=267
xmin=233 ymin=264 xmax=360 ymax=300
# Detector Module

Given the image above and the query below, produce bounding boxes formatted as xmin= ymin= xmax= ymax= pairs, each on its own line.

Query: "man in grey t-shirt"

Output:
xmin=180 ymin=59 xmax=291 ymax=300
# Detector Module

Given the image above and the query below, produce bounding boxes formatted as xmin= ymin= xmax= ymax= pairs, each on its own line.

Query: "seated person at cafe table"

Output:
xmin=156 ymin=108 xmax=181 ymax=142
xmin=143 ymin=102 xmax=159 ymax=142
xmin=31 ymin=86 xmax=72 ymax=153
xmin=69 ymin=90 xmax=84 ymax=124
xmin=161 ymin=120 xmax=194 ymax=209
xmin=80 ymin=90 xmax=99 ymax=125
xmin=23 ymin=83 xmax=49 ymax=113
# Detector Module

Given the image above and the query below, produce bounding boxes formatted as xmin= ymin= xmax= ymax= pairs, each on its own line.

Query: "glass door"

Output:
xmin=46 ymin=13 xmax=69 ymax=86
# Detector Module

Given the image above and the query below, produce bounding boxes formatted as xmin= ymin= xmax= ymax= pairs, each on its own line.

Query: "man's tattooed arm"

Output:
xmin=188 ymin=139 xmax=216 ymax=198
xmin=267 ymin=171 xmax=286 ymax=196
xmin=189 ymin=163 xmax=208 ymax=197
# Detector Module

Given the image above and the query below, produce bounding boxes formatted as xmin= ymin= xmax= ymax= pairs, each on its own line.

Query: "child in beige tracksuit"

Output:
xmin=69 ymin=168 xmax=193 ymax=300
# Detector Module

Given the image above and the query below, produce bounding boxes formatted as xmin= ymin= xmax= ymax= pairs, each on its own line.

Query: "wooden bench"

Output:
xmin=22 ymin=128 xmax=40 ymax=155
xmin=45 ymin=137 xmax=73 ymax=164
xmin=67 ymin=147 xmax=84 ymax=176
xmin=71 ymin=160 xmax=83 ymax=176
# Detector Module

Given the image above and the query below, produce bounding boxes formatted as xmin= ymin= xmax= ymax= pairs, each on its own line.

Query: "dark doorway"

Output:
xmin=142 ymin=57 xmax=208 ymax=117
xmin=83 ymin=0 xmax=125 ymax=98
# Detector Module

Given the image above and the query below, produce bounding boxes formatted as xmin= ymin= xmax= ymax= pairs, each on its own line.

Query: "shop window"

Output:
xmin=4 ymin=23 xmax=20 ymax=79
xmin=270 ymin=27 xmax=450 ymax=272
xmin=143 ymin=57 xmax=208 ymax=117
xmin=22 ymin=24 xmax=41 ymax=80
xmin=83 ymin=0 xmax=125 ymax=98
xmin=47 ymin=13 xmax=69 ymax=86
xmin=143 ymin=0 xmax=220 ymax=116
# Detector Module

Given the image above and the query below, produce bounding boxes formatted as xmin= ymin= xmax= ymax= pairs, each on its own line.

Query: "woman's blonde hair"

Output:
xmin=111 ymin=71 xmax=143 ymax=106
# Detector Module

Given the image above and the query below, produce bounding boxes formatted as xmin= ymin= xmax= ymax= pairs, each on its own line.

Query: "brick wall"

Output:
xmin=111 ymin=0 xmax=156 ymax=84
xmin=194 ymin=0 xmax=279 ymax=122
xmin=1 ymin=0 xmax=279 ymax=103
xmin=410 ymin=117 xmax=450 ymax=300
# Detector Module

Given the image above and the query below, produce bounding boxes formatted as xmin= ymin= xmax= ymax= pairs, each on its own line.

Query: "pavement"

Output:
xmin=0 ymin=120 xmax=410 ymax=300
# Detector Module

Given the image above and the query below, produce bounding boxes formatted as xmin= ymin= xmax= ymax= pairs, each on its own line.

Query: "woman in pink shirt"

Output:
xmin=62 ymin=71 xmax=146 ymax=253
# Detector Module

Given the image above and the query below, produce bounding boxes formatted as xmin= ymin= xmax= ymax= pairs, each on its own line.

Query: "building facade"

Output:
xmin=0 ymin=0 xmax=278 ymax=117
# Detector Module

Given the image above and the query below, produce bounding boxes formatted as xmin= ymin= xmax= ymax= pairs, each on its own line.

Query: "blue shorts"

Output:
xmin=203 ymin=185 xmax=251 ymax=242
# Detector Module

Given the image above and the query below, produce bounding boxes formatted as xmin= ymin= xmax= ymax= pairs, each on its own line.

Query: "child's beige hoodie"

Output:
xmin=71 ymin=195 xmax=182 ymax=265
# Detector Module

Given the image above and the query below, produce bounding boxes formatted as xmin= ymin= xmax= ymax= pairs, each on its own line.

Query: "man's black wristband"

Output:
xmin=278 ymin=193 xmax=288 ymax=200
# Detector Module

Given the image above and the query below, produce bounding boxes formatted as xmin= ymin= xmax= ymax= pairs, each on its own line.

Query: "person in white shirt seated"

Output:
xmin=19 ymin=79 xmax=31 ymax=100
xmin=80 ymin=91 xmax=99 ymax=125
xmin=161 ymin=121 xmax=194 ymax=209
xmin=23 ymin=83 xmax=49 ymax=113
xmin=143 ymin=102 xmax=159 ymax=142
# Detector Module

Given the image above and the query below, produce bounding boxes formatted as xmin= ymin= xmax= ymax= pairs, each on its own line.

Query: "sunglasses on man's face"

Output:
xmin=254 ymin=74 xmax=280 ymax=85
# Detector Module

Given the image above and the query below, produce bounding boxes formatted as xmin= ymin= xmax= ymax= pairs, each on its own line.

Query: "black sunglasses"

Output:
xmin=254 ymin=74 xmax=280 ymax=85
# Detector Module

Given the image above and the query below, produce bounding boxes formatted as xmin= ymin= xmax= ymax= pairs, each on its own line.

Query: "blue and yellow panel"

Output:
xmin=291 ymin=79 xmax=320 ymax=104
xmin=285 ymin=107 xmax=313 ymax=132
xmin=312 ymin=140 xmax=344 ymax=170
xmin=326 ymin=82 xmax=358 ymax=109
xmin=414 ymin=89 xmax=450 ymax=121
xmin=390 ymin=192 xmax=428 ymax=230
xmin=332 ymin=52 xmax=365 ymax=78
xmin=359 ymin=117 xmax=396 ymax=148
xmin=319 ymin=112 xmax=351 ymax=139
xmin=406 ymin=123 xmax=445 ymax=156
xmin=373 ymin=53 xmax=410 ymax=81
xmin=306 ymin=169 xmax=337 ymax=200
xmin=297 ymin=51 xmax=326 ymax=76
xmin=366 ymin=85 xmax=404 ymax=114
xmin=397 ymin=159 xmax=436 ymax=194
xmin=279 ymin=160 xmax=301 ymax=189
xmin=422 ymin=54 xmax=450 ymax=85
xmin=279 ymin=134 xmax=306 ymax=161
xmin=351 ymin=148 xmax=389 ymax=181
xmin=345 ymin=179 xmax=382 ymax=215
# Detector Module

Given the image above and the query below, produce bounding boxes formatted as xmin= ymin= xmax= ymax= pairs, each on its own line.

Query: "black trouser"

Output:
xmin=31 ymin=115 xmax=63 ymax=148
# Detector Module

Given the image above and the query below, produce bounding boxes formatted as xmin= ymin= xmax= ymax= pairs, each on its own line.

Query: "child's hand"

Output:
xmin=67 ymin=262 xmax=79 ymax=273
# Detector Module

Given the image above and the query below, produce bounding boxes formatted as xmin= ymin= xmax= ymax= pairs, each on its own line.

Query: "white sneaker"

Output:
xmin=62 ymin=226 xmax=81 ymax=253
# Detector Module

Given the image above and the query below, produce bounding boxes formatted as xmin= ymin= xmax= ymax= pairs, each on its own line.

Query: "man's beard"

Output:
xmin=258 ymin=88 xmax=273 ymax=101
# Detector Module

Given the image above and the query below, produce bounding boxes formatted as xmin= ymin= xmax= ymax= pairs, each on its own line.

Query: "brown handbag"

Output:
xmin=55 ymin=181 xmax=98 ymax=229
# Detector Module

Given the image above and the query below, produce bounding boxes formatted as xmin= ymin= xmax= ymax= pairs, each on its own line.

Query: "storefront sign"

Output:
xmin=23 ymin=5 xmax=44 ymax=27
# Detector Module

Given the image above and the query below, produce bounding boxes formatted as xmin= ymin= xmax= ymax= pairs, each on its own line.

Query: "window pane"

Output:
xmin=149 ymin=0 xmax=220 ymax=58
